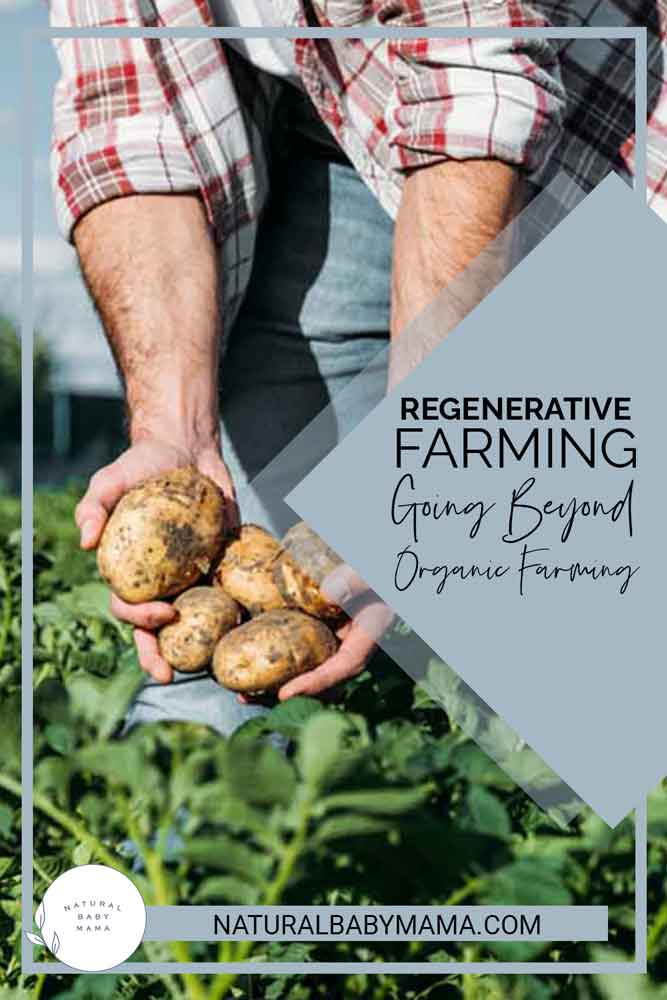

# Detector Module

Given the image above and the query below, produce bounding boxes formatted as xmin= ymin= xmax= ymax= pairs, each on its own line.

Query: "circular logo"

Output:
xmin=28 ymin=865 xmax=146 ymax=971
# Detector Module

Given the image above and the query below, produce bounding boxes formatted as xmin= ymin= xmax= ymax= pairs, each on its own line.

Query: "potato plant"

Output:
xmin=0 ymin=492 xmax=666 ymax=1000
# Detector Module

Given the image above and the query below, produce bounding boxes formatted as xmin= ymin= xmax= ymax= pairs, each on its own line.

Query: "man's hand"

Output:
xmin=278 ymin=163 xmax=520 ymax=699
xmin=282 ymin=163 xmax=520 ymax=700
xmin=77 ymin=436 xmax=237 ymax=684
xmin=276 ymin=567 xmax=395 ymax=701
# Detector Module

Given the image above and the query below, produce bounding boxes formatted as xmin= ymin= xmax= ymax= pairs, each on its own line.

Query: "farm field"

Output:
xmin=0 ymin=491 xmax=665 ymax=999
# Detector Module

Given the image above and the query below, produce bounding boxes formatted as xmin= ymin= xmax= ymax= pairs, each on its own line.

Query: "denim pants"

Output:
xmin=125 ymin=106 xmax=394 ymax=736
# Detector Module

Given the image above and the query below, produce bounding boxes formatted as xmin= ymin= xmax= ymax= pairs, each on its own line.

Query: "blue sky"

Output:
xmin=0 ymin=2 xmax=60 ymax=245
xmin=0 ymin=3 xmax=118 ymax=395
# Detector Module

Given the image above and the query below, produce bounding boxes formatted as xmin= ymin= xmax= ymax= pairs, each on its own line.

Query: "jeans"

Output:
xmin=125 ymin=104 xmax=394 ymax=736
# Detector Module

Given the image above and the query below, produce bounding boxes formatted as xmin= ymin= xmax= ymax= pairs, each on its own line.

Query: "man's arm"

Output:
xmin=76 ymin=195 xmax=222 ymax=457
xmin=73 ymin=194 xmax=236 ymax=684
xmin=391 ymin=159 xmax=521 ymax=340
xmin=381 ymin=2 xmax=564 ymax=346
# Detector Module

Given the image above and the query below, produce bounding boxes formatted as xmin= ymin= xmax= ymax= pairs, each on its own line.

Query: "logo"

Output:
xmin=27 ymin=865 xmax=146 ymax=971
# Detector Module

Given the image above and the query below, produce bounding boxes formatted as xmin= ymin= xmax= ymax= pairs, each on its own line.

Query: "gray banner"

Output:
xmin=144 ymin=906 xmax=608 ymax=943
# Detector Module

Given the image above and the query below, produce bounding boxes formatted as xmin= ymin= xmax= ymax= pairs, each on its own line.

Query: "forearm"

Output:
xmin=391 ymin=160 xmax=522 ymax=341
xmin=74 ymin=194 xmax=220 ymax=452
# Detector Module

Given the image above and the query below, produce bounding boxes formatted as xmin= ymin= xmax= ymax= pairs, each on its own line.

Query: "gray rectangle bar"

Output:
xmin=42 ymin=27 xmax=644 ymax=40
xmin=145 ymin=906 xmax=608 ymax=943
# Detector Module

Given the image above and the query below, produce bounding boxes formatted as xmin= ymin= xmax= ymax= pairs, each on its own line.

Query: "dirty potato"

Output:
xmin=212 ymin=609 xmax=338 ymax=694
xmin=98 ymin=467 xmax=226 ymax=604
xmin=158 ymin=587 xmax=241 ymax=673
xmin=213 ymin=524 xmax=288 ymax=616
xmin=273 ymin=521 xmax=344 ymax=621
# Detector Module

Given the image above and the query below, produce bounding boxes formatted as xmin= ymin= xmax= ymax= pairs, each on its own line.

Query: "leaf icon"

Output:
xmin=51 ymin=930 xmax=61 ymax=956
xmin=26 ymin=933 xmax=44 ymax=947
xmin=35 ymin=903 xmax=46 ymax=931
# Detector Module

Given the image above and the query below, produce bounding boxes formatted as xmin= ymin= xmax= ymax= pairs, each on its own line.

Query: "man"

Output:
xmin=50 ymin=0 xmax=666 ymax=735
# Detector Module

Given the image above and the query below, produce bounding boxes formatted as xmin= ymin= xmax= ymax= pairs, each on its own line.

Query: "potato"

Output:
xmin=98 ymin=467 xmax=226 ymax=604
xmin=273 ymin=521 xmax=344 ymax=621
xmin=212 ymin=609 xmax=338 ymax=694
xmin=158 ymin=587 xmax=241 ymax=673
xmin=213 ymin=524 xmax=288 ymax=616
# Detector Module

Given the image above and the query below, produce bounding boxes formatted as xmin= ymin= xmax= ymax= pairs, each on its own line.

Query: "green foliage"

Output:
xmin=0 ymin=315 xmax=51 ymax=432
xmin=0 ymin=492 xmax=665 ymax=1000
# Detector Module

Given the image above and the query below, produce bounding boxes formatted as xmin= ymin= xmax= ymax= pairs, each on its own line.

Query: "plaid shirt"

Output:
xmin=50 ymin=0 xmax=666 ymax=331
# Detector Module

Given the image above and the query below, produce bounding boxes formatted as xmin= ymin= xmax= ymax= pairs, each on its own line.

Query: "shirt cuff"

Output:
xmin=52 ymin=112 xmax=200 ymax=242
xmin=387 ymin=39 xmax=566 ymax=176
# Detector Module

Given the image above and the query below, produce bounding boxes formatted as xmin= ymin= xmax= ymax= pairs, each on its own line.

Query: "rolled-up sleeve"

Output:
xmin=382 ymin=3 xmax=568 ymax=175
xmin=50 ymin=5 xmax=199 ymax=242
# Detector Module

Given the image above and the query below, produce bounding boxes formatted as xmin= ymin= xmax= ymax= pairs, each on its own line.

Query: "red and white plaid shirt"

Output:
xmin=50 ymin=0 xmax=667 ymax=330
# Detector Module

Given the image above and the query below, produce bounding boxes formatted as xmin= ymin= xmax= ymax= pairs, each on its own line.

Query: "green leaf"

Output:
xmin=44 ymin=722 xmax=76 ymax=756
xmin=68 ymin=973 xmax=121 ymax=999
xmin=0 ymin=856 xmax=14 ymax=879
xmin=67 ymin=665 xmax=141 ymax=739
xmin=451 ymin=743 xmax=516 ymax=789
xmin=264 ymin=981 xmax=288 ymax=1000
xmin=230 ymin=715 xmax=272 ymax=745
xmin=579 ymin=811 xmax=618 ymax=851
xmin=314 ymin=814 xmax=393 ymax=844
xmin=412 ymin=685 xmax=440 ymax=711
xmin=34 ymin=601 xmax=75 ymax=628
xmin=376 ymin=722 xmax=452 ymax=782
xmin=426 ymin=948 xmax=452 ymax=962
xmin=97 ymin=664 xmax=144 ymax=740
xmin=592 ymin=949 xmax=667 ymax=999
xmin=72 ymin=843 xmax=93 ymax=866
xmin=67 ymin=675 xmax=108 ymax=726
xmin=482 ymin=858 xmax=572 ymax=907
xmin=495 ymin=744 xmax=571 ymax=799
xmin=75 ymin=793 xmax=109 ymax=833
xmin=297 ymin=712 xmax=351 ymax=790
xmin=183 ymin=835 xmax=272 ymax=884
xmin=34 ymin=679 xmax=70 ymax=724
xmin=192 ymin=789 xmax=279 ymax=846
xmin=0 ymin=803 xmax=14 ymax=838
xmin=504 ymin=976 xmax=554 ymax=1000
xmin=464 ymin=786 xmax=512 ymax=841
xmin=75 ymin=740 xmax=159 ymax=793
xmin=58 ymin=582 xmax=124 ymax=632
xmin=487 ymin=939 xmax=548 ymax=963
xmin=226 ymin=741 xmax=296 ymax=807
xmin=0 ymin=693 xmax=20 ymax=772
xmin=647 ymin=789 xmax=667 ymax=842
xmin=319 ymin=785 xmax=431 ymax=817
xmin=263 ymin=697 xmax=324 ymax=739
xmin=34 ymin=757 xmax=72 ymax=806
xmin=193 ymin=876 xmax=260 ymax=905
xmin=265 ymin=942 xmax=313 ymax=962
